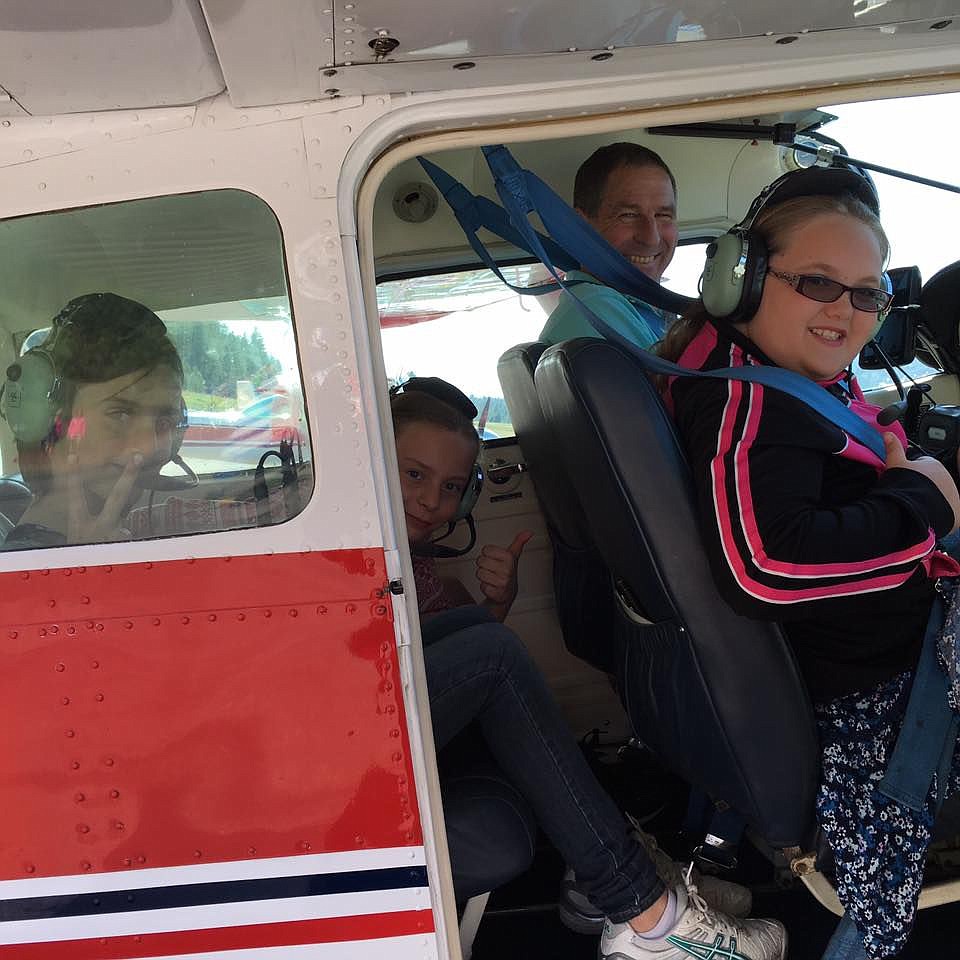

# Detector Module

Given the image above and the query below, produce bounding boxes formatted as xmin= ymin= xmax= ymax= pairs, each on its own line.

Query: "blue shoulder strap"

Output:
xmin=480 ymin=144 xmax=886 ymax=461
xmin=417 ymin=156 xmax=575 ymax=296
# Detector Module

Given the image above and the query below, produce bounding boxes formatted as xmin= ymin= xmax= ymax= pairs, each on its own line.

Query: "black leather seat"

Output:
xmin=535 ymin=337 xmax=819 ymax=847
xmin=498 ymin=342 xmax=615 ymax=673
xmin=0 ymin=476 xmax=32 ymax=541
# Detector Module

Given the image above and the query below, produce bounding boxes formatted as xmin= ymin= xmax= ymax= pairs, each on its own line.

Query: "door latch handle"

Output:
xmin=487 ymin=459 xmax=526 ymax=485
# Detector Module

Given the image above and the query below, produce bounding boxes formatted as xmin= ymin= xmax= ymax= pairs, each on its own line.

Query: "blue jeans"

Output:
xmin=424 ymin=610 xmax=664 ymax=921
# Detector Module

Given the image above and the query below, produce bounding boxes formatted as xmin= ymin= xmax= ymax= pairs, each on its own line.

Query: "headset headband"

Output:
xmin=391 ymin=376 xmax=478 ymax=418
xmin=736 ymin=165 xmax=881 ymax=234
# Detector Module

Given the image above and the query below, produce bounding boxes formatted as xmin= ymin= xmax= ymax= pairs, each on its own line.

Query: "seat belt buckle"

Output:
xmin=694 ymin=833 xmax=739 ymax=872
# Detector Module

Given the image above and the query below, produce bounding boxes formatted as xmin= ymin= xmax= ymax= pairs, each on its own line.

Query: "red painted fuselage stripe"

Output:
xmin=0 ymin=910 xmax=435 ymax=959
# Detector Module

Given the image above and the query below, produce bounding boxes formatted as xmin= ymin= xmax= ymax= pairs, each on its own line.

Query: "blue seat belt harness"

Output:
xmin=418 ymin=156 xmax=578 ymax=297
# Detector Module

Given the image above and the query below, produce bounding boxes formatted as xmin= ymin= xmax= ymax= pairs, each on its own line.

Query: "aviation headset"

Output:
xmin=0 ymin=293 xmax=189 ymax=454
xmin=389 ymin=376 xmax=484 ymax=522
xmin=701 ymin=165 xmax=891 ymax=332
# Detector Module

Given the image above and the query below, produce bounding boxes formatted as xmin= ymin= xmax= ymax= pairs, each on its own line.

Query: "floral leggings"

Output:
xmin=816 ymin=671 xmax=960 ymax=958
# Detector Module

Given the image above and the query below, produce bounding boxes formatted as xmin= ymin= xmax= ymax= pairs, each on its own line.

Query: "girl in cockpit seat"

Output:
xmin=390 ymin=379 xmax=775 ymax=960
xmin=662 ymin=167 xmax=960 ymax=958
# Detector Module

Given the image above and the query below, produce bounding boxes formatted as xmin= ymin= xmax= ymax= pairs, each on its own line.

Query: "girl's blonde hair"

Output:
xmin=658 ymin=193 xmax=890 ymax=364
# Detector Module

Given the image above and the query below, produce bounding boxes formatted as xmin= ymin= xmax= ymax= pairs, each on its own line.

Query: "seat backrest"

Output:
xmin=919 ymin=257 xmax=960 ymax=366
xmin=0 ymin=477 xmax=32 ymax=525
xmin=535 ymin=338 xmax=818 ymax=846
xmin=498 ymin=342 xmax=615 ymax=672
xmin=498 ymin=342 xmax=592 ymax=550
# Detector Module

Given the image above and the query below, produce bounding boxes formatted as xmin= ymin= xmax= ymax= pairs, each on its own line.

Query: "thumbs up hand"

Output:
xmin=476 ymin=530 xmax=534 ymax=620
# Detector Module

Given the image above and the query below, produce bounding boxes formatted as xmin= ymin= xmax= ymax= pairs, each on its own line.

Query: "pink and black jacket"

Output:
xmin=667 ymin=321 xmax=959 ymax=702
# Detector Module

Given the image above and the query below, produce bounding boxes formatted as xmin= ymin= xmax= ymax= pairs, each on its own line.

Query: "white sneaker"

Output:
xmin=599 ymin=884 xmax=786 ymax=960
xmin=558 ymin=825 xmax=752 ymax=934
xmin=631 ymin=821 xmax=752 ymax=920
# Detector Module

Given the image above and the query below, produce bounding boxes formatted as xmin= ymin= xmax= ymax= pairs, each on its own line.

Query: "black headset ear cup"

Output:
xmin=740 ymin=234 xmax=768 ymax=320
xmin=452 ymin=461 xmax=483 ymax=522
xmin=870 ymin=271 xmax=894 ymax=339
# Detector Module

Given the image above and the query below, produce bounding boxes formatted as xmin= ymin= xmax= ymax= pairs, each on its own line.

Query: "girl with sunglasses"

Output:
xmin=660 ymin=174 xmax=960 ymax=957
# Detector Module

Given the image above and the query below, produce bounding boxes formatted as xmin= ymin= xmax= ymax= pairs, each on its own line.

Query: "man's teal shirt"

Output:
xmin=539 ymin=270 xmax=670 ymax=348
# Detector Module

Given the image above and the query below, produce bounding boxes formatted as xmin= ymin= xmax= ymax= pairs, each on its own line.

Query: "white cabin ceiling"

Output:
xmin=0 ymin=1 xmax=959 ymax=114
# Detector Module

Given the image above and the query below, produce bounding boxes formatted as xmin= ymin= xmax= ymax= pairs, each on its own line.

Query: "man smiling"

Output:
xmin=540 ymin=142 xmax=678 ymax=347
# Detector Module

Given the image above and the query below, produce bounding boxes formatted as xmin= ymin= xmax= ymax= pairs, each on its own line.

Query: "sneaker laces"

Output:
xmin=683 ymin=862 xmax=741 ymax=940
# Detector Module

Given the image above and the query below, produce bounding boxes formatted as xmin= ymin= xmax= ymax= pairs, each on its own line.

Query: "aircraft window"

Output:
xmin=379 ymin=264 xmax=556 ymax=440
xmin=852 ymin=356 xmax=937 ymax=393
xmin=661 ymin=240 xmax=709 ymax=297
xmin=0 ymin=189 xmax=312 ymax=550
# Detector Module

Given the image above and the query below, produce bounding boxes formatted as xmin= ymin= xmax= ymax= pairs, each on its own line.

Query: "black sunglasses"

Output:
xmin=768 ymin=269 xmax=893 ymax=314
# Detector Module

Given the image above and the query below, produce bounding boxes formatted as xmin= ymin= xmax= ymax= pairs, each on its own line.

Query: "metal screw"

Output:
xmin=369 ymin=35 xmax=400 ymax=60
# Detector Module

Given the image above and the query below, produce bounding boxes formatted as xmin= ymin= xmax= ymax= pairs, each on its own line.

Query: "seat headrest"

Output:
xmin=919 ymin=259 xmax=960 ymax=367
